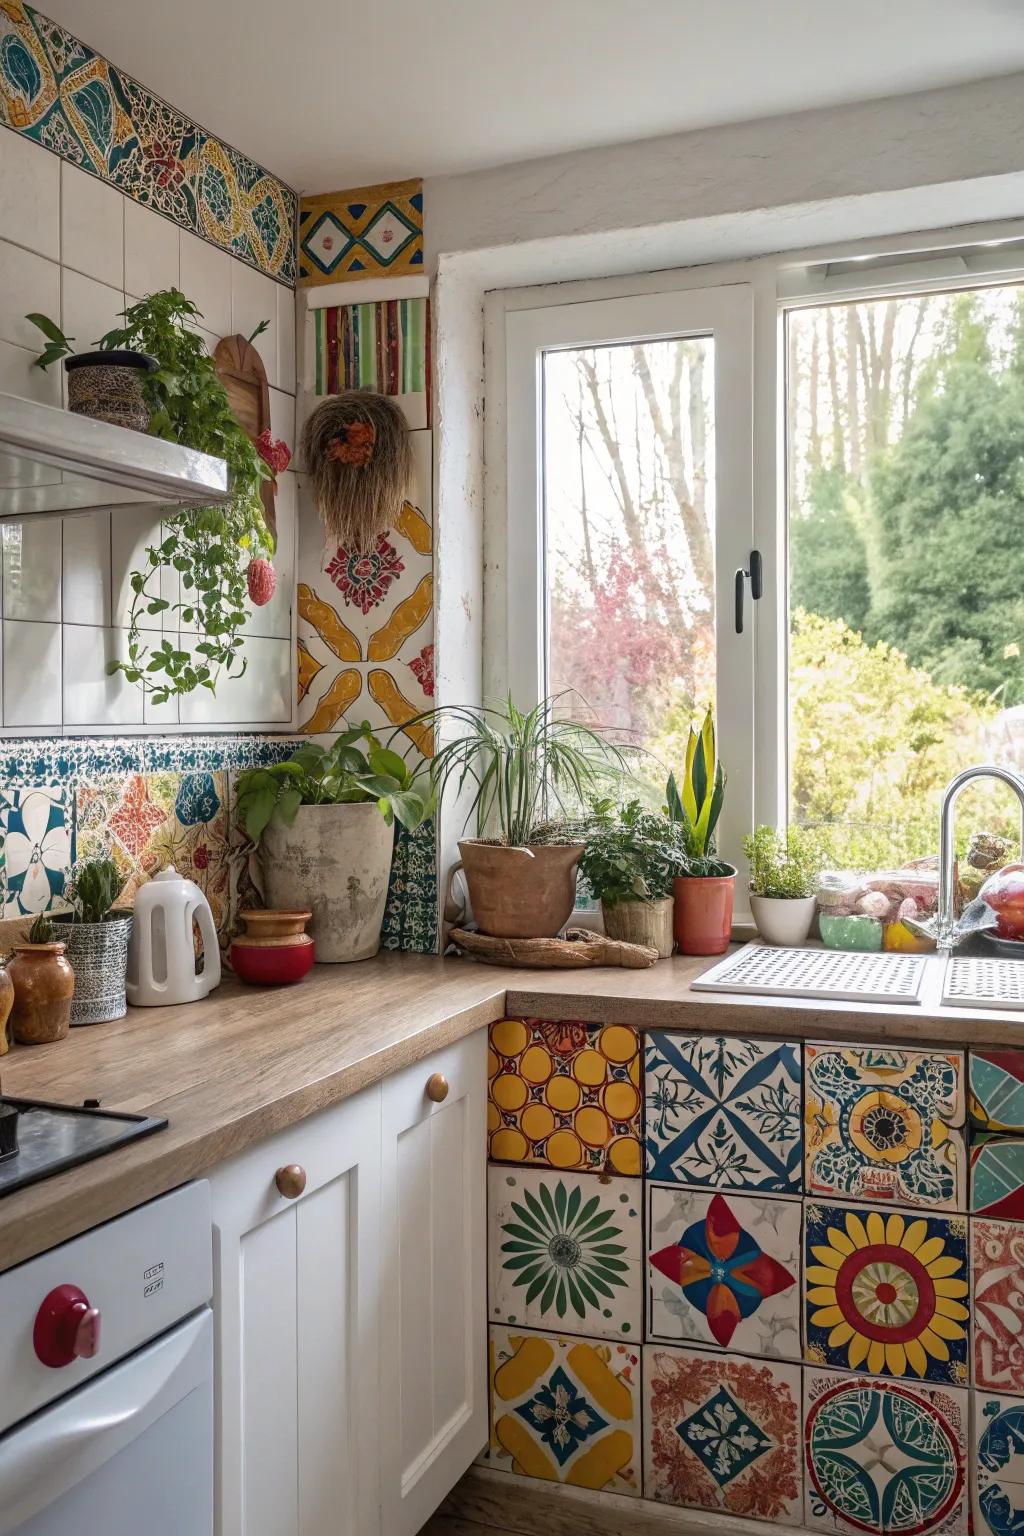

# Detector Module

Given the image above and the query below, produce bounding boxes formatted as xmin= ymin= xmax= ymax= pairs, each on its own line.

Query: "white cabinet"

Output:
xmin=209 ymin=1030 xmax=487 ymax=1536
xmin=379 ymin=1031 xmax=488 ymax=1536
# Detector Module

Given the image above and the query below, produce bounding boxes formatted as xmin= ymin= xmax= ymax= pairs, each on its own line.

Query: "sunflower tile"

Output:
xmin=805 ymin=1042 xmax=967 ymax=1210
xmin=644 ymin=1032 xmax=802 ymax=1192
xmin=804 ymin=1367 xmax=968 ymax=1536
xmin=489 ymin=1324 xmax=640 ymax=1494
xmin=488 ymin=1019 xmax=642 ymax=1176
xmin=804 ymin=1201 xmax=969 ymax=1385
xmin=647 ymin=1184 xmax=801 ymax=1359
xmin=643 ymin=1344 xmax=802 ymax=1522
xmin=972 ymin=1217 xmax=1024 ymax=1392
xmin=488 ymin=1167 xmax=641 ymax=1341
xmin=975 ymin=1392 xmax=1024 ymax=1536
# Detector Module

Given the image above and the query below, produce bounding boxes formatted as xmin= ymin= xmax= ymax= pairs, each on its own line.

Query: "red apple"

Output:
xmin=980 ymin=863 xmax=1024 ymax=939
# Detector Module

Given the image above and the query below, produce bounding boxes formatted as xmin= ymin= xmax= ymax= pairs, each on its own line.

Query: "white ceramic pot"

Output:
xmin=601 ymin=896 xmax=674 ymax=958
xmin=261 ymin=803 xmax=394 ymax=963
xmin=749 ymin=893 xmax=817 ymax=947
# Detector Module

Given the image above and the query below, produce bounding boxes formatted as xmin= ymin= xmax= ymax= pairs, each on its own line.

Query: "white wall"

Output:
xmin=0 ymin=131 xmax=298 ymax=735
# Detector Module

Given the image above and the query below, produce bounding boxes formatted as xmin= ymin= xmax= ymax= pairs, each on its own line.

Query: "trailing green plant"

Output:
xmin=235 ymin=724 xmax=434 ymax=844
xmin=666 ymin=706 xmax=726 ymax=863
xmin=61 ymin=857 xmax=127 ymax=923
xmin=578 ymin=800 xmax=687 ymax=907
xmin=743 ymin=824 xmax=828 ymax=899
xmin=28 ymin=914 xmax=57 ymax=943
xmin=27 ymin=291 xmax=273 ymax=704
xmin=426 ymin=695 xmax=632 ymax=847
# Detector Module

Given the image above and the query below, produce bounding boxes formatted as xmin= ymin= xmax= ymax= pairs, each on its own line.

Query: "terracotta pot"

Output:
xmin=0 ymin=964 xmax=13 ymax=1056
xmin=261 ymin=804 xmax=393 ymax=963
xmin=64 ymin=349 xmax=156 ymax=432
xmin=457 ymin=840 xmax=583 ymax=939
xmin=230 ymin=909 xmax=315 ymax=986
xmin=601 ymin=897 xmax=674 ymax=958
xmin=9 ymin=942 xmax=75 ymax=1045
xmin=673 ymin=870 xmax=737 ymax=956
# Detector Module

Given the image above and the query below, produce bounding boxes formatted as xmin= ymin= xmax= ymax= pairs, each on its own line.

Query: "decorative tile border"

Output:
xmin=0 ymin=2 xmax=297 ymax=282
xmin=298 ymin=178 xmax=423 ymax=286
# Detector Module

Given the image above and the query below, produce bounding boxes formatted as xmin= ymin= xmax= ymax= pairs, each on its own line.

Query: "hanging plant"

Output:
xmin=302 ymin=390 xmax=411 ymax=547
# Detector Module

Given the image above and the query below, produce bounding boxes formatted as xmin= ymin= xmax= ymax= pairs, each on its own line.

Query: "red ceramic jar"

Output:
xmin=230 ymin=910 xmax=315 ymax=986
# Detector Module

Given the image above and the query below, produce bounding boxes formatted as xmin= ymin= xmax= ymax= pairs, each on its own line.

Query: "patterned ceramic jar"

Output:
xmin=64 ymin=350 xmax=156 ymax=432
xmin=52 ymin=913 xmax=133 ymax=1026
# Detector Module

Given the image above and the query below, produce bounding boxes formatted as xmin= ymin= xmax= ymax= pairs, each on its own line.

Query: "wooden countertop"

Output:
xmin=2 ymin=947 xmax=1023 ymax=1273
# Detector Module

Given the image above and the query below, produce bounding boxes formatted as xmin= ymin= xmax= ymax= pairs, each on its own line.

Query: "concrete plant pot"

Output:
xmin=601 ymin=896 xmax=674 ymax=957
xmin=749 ymin=893 xmax=817 ymax=947
xmin=261 ymin=803 xmax=394 ymax=963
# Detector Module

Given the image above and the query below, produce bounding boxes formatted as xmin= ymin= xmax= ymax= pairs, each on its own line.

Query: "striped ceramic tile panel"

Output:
xmin=313 ymin=298 xmax=430 ymax=414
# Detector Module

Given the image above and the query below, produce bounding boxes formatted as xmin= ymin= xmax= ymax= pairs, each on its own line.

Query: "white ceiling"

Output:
xmin=43 ymin=0 xmax=1024 ymax=190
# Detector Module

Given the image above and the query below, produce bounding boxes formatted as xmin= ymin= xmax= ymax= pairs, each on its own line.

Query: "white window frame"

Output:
xmin=485 ymin=218 xmax=1024 ymax=882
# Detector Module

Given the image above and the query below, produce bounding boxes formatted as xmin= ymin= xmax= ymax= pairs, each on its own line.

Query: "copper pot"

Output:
xmin=457 ymin=840 xmax=583 ymax=939
xmin=9 ymin=942 xmax=75 ymax=1045
xmin=0 ymin=963 xmax=13 ymax=1055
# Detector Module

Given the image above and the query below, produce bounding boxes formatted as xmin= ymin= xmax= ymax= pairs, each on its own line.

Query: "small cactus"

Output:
xmin=28 ymin=913 xmax=57 ymax=943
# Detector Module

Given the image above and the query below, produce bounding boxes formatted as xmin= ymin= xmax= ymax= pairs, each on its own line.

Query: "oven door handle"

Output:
xmin=0 ymin=1309 xmax=211 ymax=1536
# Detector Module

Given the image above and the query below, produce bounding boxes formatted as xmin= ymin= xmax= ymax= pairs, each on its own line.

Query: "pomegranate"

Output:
xmin=979 ymin=863 xmax=1024 ymax=940
xmin=246 ymin=557 xmax=276 ymax=607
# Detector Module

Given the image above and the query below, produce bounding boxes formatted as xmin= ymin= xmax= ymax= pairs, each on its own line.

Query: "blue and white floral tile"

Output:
xmin=805 ymin=1042 xmax=967 ymax=1210
xmin=644 ymin=1033 xmax=802 ymax=1192
xmin=644 ymin=1344 xmax=802 ymax=1522
xmin=647 ymin=1185 xmax=801 ymax=1359
xmin=488 ymin=1166 xmax=641 ymax=1342
xmin=975 ymin=1393 xmax=1024 ymax=1536
xmin=0 ymin=785 xmax=73 ymax=916
xmin=804 ymin=1367 xmax=968 ymax=1536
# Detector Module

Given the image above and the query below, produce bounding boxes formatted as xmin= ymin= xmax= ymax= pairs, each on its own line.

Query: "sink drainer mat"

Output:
xmin=942 ymin=955 xmax=1024 ymax=1009
xmin=691 ymin=943 xmax=927 ymax=1004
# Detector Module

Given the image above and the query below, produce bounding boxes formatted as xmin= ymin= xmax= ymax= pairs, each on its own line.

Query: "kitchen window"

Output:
xmin=495 ymin=232 xmax=1024 ymax=886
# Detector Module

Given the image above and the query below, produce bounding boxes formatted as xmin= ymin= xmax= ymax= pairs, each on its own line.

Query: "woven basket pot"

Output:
xmin=53 ymin=913 xmax=133 ymax=1026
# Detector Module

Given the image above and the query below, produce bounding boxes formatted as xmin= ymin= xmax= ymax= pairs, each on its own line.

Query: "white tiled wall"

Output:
xmin=0 ymin=134 xmax=298 ymax=734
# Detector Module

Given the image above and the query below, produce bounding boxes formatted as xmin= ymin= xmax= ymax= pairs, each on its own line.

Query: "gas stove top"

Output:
xmin=0 ymin=1097 xmax=167 ymax=1198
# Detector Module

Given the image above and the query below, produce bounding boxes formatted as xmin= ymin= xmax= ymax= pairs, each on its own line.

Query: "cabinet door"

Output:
xmin=379 ymin=1031 xmax=487 ymax=1536
xmin=211 ymin=1085 xmax=382 ymax=1536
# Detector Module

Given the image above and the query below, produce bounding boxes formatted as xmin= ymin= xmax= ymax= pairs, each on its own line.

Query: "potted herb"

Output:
xmin=428 ymin=695 xmax=630 ymax=939
xmin=743 ymin=825 xmax=826 ymax=946
xmin=578 ymin=801 xmax=685 ymax=958
xmin=666 ymin=706 xmax=735 ymax=955
xmin=235 ymin=725 xmax=433 ymax=963
xmin=28 ymin=291 xmax=273 ymax=707
xmin=26 ymin=312 xmax=156 ymax=430
xmin=51 ymin=857 xmax=133 ymax=1025
xmin=9 ymin=914 xmax=75 ymax=1045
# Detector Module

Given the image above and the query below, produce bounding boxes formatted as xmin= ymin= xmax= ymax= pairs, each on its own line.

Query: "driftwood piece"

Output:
xmin=450 ymin=927 xmax=660 ymax=970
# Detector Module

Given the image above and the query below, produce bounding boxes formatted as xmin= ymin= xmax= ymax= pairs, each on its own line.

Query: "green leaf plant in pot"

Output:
xmin=578 ymin=800 xmax=686 ymax=958
xmin=51 ymin=857 xmax=133 ymax=1026
xmin=666 ymin=706 xmax=735 ymax=955
xmin=428 ymin=694 xmax=631 ymax=939
xmin=743 ymin=824 xmax=829 ymax=947
xmin=235 ymin=725 xmax=433 ymax=963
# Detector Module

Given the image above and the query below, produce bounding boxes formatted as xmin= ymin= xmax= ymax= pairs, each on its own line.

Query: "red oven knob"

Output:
xmin=33 ymin=1284 xmax=102 ymax=1368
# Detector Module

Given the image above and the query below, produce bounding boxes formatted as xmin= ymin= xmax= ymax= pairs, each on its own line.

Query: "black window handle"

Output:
xmin=734 ymin=551 xmax=763 ymax=633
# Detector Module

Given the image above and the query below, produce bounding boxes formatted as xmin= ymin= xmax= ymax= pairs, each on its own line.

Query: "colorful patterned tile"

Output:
xmin=975 ymin=1393 xmax=1024 ymax=1536
xmin=804 ymin=1202 xmax=969 ymax=1384
xmin=488 ymin=1019 xmax=642 ymax=1176
xmin=973 ymin=1137 xmax=1024 ymax=1220
xmin=379 ymin=818 xmax=437 ymax=954
xmin=647 ymin=1185 xmax=801 ymax=1358
xmin=298 ymin=179 xmax=423 ymax=286
xmin=806 ymin=1043 xmax=967 ymax=1209
xmin=311 ymin=299 xmax=430 ymax=425
xmin=973 ymin=1218 xmax=1024 ymax=1391
xmin=0 ymin=786 xmax=73 ymax=916
xmin=804 ymin=1368 xmax=967 ymax=1535
xmin=971 ymin=1052 xmax=1024 ymax=1133
xmin=643 ymin=1344 xmax=802 ymax=1522
xmin=489 ymin=1325 xmax=639 ymax=1493
xmin=488 ymin=1167 xmax=641 ymax=1342
xmin=0 ymin=3 xmax=296 ymax=280
xmin=644 ymin=1032 xmax=802 ymax=1192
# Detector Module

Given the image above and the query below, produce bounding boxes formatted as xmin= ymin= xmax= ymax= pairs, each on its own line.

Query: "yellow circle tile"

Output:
xmin=521 ymin=1103 xmax=556 ymax=1143
xmin=598 ymin=1025 xmax=636 ymax=1064
xmin=575 ymin=1105 xmax=611 ymax=1148
xmin=545 ymin=1128 xmax=583 ymax=1168
xmin=572 ymin=1049 xmax=607 ymax=1086
xmin=608 ymin=1135 xmax=641 ymax=1176
xmin=491 ymin=1019 xmax=529 ymax=1058
xmin=602 ymin=1080 xmax=641 ymax=1123
xmin=520 ymin=1044 xmax=554 ymax=1084
xmin=492 ymin=1073 xmax=529 ymax=1113
xmin=546 ymin=1075 xmax=582 ymax=1113
xmin=491 ymin=1127 xmax=529 ymax=1162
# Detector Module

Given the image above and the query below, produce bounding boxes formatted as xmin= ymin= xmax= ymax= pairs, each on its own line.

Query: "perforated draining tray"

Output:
xmin=942 ymin=955 xmax=1024 ymax=1009
xmin=691 ymin=943 xmax=927 ymax=1004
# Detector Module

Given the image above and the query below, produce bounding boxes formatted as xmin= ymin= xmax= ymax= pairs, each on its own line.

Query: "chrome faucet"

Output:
xmin=936 ymin=764 xmax=1024 ymax=952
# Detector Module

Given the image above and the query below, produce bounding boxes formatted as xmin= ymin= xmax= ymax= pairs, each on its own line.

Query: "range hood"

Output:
xmin=0 ymin=391 xmax=230 ymax=519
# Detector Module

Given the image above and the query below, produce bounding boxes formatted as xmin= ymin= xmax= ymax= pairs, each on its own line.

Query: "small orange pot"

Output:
xmin=673 ymin=870 xmax=736 ymax=956
xmin=9 ymin=942 xmax=75 ymax=1045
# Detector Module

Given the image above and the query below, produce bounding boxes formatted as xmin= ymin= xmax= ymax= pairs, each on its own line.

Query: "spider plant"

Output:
xmin=428 ymin=694 xmax=631 ymax=846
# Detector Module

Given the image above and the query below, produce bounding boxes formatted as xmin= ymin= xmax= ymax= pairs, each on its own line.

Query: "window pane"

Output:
xmin=542 ymin=336 xmax=715 ymax=787
xmin=787 ymin=283 xmax=1024 ymax=864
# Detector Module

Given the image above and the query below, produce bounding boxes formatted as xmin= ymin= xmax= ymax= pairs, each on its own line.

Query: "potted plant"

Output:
xmin=51 ymin=857 xmax=133 ymax=1025
xmin=235 ymin=725 xmax=432 ymax=963
xmin=26 ymin=312 xmax=156 ymax=430
xmin=27 ymin=291 xmax=274 ymax=707
xmin=666 ymin=706 xmax=735 ymax=955
xmin=578 ymin=800 xmax=685 ymax=958
xmin=9 ymin=914 xmax=75 ymax=1045
xmin=428 ymin=695 xmax=630 ymax=939
xmin=743 ymin=824 xmax=826 ymax=946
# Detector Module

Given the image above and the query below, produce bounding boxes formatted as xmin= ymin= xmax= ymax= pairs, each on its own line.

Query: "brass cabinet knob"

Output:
xmin=275 ymin=1164 xmax=307 ymax=1199
xmin=426 ymin=1072 xmax=449 ymax=1103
